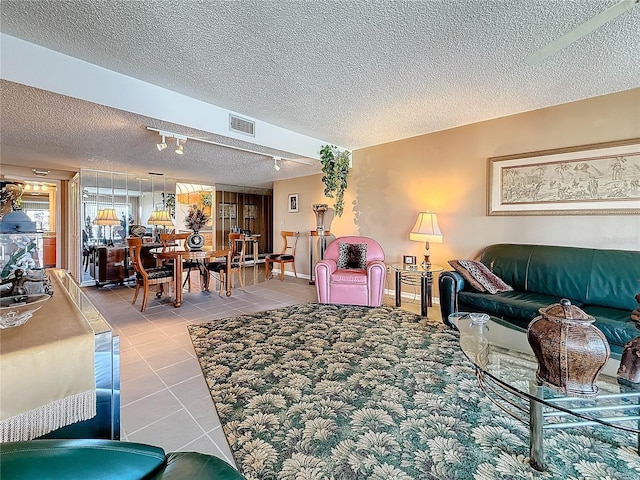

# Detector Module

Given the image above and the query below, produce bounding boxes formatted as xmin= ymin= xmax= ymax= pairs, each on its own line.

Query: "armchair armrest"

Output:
xmin=315 ymin=259 xmax=337 ymax=303
xmin=366 ymin=260 xmax=386 ymax=306
xmin=438 ymin=271 xmax=465 ymax=327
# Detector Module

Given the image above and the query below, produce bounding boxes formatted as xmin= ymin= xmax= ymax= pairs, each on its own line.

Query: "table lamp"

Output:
xmin=409 ymin=211 xmax=442 ymax=268
xmin=147 ymin=209 xmax=174 ymax=242
xmin=147 ymin=209 xmax=173 ymax=227
xmin=93 ymin=208 xmax=121 ymax=244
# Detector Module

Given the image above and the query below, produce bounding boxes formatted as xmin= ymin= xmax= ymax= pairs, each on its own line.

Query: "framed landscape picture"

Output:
xmin=219 ymin=202 xmax=237 ymax=219
xmin=488 ymin=138 xmax=640 ymax=215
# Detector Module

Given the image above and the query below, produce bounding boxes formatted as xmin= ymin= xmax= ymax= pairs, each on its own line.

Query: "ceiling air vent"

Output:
xmin=229 ymin=114 xmax=255 ymax=137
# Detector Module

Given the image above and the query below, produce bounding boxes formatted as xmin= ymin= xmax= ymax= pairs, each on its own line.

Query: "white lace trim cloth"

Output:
xmin=0 ymin=389 xmax=96 ymax=442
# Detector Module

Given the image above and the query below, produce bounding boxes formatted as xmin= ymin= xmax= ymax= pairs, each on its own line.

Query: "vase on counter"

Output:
xmin=312 ymin=204 xmax=328 ymax=234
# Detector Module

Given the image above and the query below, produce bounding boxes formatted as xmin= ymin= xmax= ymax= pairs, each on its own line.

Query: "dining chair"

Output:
xmin=265 ymin=231 xmax=300 ymax=281
xmin=126 ymin=236 xmax=174 ymax=312
xmin=206 ymin=233 xmax=245 ymax=296
xmin=159 ymin=232 xmax=206 ymax=290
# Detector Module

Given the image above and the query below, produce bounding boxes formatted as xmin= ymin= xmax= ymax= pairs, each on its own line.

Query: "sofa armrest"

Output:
xmin=439 ymin=271 xmax=465 ymax=327
xmin=0 ymin=440 xmax=246 ymax=480
xmin=0 ymin=439 xmax=166 ymax=480
xmin=154 ymin=452 xmax=245 ymax=479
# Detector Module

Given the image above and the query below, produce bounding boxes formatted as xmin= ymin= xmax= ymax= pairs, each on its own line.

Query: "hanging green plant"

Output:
xmin=319 ymin=145 xmax=351 ymax=217
xmin=162 ymin=193 xmax=176 ymax=218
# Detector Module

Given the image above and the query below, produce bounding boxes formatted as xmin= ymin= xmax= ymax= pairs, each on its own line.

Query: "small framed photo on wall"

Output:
xmin=288 ymin=193 xmax=299 ymax=213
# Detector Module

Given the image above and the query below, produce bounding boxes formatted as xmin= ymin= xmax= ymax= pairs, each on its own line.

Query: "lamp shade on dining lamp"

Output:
xmin=93 ymin=208 xmax=121 ymax=226
xmin=147 ymin=209 xmax=174 ymax=226
xmin=409 ymin=211 xmax=443 ymax=268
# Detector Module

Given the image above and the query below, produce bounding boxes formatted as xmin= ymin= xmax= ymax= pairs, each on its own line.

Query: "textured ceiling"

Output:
xmin=1 ymin=0 xmax=639 ymax=187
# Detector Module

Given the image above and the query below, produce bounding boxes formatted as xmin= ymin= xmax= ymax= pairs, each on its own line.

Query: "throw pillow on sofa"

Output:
xmin=448 ymin=259 xmax=513 ymax=294
xmin=337 ymin=242 xmax=368 ymax=269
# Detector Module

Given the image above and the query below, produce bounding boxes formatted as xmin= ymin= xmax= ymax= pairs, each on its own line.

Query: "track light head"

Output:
xmin=157 ymin=135 xmax=167 ymax=151
xmin=273 ymin=156 xmax=281 ymax=171
xmin=175 ymin=138 xmax=184 ymax=155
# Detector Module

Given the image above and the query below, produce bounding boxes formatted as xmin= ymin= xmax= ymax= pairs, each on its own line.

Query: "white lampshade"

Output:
xmin=147 ymin=209 xmax=174 ymax=226
xmin=409 ymin=212 xmax=443 ymax=243
xmin=93 ymin=208 xmax=121 ymax=226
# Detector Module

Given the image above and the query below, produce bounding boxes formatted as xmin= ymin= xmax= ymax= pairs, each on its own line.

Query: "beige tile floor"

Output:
xmin=82 ymin=266 xmax=436 ymax=467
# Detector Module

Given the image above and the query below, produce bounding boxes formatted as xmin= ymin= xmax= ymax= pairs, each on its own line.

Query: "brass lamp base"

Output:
xmin=422 ymin=241 xmax=431 ymax=269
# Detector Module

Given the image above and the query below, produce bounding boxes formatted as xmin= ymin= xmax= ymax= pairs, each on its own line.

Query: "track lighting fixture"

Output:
xmin=157 ymin=135 xmax=167 ymax=151
xmin=175 ymin=139 xmax=184 ymax=155
xmin=151 ymin=129 xmax=187 ymax=155
xmin=147 ymin=126 xmax=318 ymax=167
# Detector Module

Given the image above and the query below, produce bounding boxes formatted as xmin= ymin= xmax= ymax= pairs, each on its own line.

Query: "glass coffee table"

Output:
xmin=449 ymin=312 xmax=640 ymax=471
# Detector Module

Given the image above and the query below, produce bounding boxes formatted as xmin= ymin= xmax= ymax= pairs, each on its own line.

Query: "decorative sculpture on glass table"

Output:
xmin=617 ymin=293 xmax=640 ymax=385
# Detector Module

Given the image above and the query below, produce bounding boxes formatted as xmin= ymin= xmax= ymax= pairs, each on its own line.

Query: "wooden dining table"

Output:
xmin=151 ymin=246 xmax=231 ymax=307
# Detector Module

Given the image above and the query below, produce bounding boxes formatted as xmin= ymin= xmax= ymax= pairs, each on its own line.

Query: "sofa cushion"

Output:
xmin=337 ymin=242 xmax=367 ymax=270
xmin=587 ymin=250 xmax=640 ymax=311
xmin=330 ymin=269 xmax=368 ymax=285
xmin=524 ymin=245 xmax=594 ymax=304
xmin=478 ymin=243 xmax=537 ymax=291
xmin=458 ymin=290 xmax=570 ymax=329
xmin=449 ymin=259 xmax=513 ymax=294
xmin=580 ymin=305 xmax=638 ymax=351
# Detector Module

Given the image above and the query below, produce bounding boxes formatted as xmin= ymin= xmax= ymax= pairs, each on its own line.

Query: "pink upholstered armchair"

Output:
xmin=315 ymin=236 xmax=386 ymax=307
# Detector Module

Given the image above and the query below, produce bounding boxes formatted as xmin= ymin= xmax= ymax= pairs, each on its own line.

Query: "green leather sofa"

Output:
xmin=0 ymin=439 xmax=246 ymax=479
xmin=439 ymin=244 xmax=640 ymax=352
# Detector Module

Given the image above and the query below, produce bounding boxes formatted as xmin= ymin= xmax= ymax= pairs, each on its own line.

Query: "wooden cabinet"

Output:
xmin=95 ymin=246 xmax=126 ymax=286
xmin=92 ymin=243 xmax=160 ymax=287
xmin=42 ymin=235 xmax=56 ymax=268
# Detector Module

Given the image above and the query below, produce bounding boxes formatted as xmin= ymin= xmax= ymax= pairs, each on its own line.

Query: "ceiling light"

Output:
xmin=157 ymin=135 xmax=167 ymax=151
xmin=175 ymin=139 xmax=184 ymax=155
xmin=273 ymin=156 xmax=281 ymax=171
xmin=145 ymin=126 xmax=315 ymax=166
xmin=32 ymin=169 xmax=50 ymax=177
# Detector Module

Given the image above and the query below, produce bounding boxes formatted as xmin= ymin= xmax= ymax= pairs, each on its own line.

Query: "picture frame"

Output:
xmin=403 ymin=255 xmax=417 ymax=266
xmin=288 ymin=193 xmax=299 ymax=213
xmin=488 ymin=138 xmax=640 ymax=215
xmin=243 ymin=204 xmax=257 ymax=220
xmin=219 ymin=202 xmax=237 ymax=220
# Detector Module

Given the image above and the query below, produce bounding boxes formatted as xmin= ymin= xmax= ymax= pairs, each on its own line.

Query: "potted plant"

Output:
xmin=184 ymin=205 xmax=210 ymax=250
xmin=319 ymin=145 xmax=351 ymax=217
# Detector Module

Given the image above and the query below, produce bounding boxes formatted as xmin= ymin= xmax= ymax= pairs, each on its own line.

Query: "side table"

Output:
xmin=391 ymin=264 xmax=443 ymax=317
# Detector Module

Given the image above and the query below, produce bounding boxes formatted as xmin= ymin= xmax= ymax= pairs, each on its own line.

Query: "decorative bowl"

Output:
xmin=0 ymin=294 xmax=51 ymax=329
xmin=469 ymin=312 xmax=490 ymax=325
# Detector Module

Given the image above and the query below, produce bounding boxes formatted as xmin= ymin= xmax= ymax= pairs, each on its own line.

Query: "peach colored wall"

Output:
xmin=275 ymin=88 xmax=640 ymax=281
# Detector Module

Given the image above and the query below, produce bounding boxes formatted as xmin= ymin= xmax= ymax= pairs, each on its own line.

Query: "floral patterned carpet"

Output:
xmin=188 ymin=303 xmax=639 ymax=480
